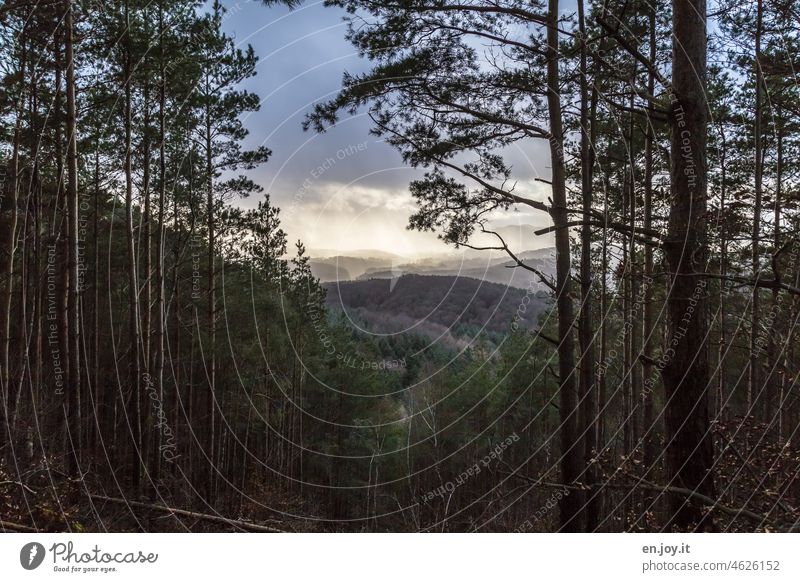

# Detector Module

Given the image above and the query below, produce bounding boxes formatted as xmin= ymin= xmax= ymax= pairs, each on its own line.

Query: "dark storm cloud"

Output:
xmin=218 ymin=0 xmax=552 ymax=254
xmin=223 ymin=2 xmax=415 ymax=200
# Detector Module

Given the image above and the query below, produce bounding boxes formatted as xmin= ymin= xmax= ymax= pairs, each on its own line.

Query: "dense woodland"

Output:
xmin=2 ymin=0 xmax=800 ymax=532
xmin=324 ymin=274 xmax=547 ymax=341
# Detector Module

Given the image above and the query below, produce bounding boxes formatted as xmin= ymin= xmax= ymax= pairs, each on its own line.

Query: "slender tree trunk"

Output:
xmin=771 ymin=128 xmax=783 ymax=438
xmin=627 ymin=73 xmax=640 ymax=458
xmin=749 ymin=0 xmax=764 ymax=418
xmin=124 ymin=0 xmax=143 ymax=494
xmin=54 ymin=40 xmax=70 ymax=454
xmin=64 ymin=0 xmax=82 ymax=476
xmin=92 ymin=143 xmax=100 ymax=457
xmin=30 ymin=77 xmax=43 ymax=447
xmin=577 ymin=0 xmax=598 ymax=532
xmin=12 ymin=170 xmax=30 ymax=441
xmin=19 ymin=70 xmax=41 ymax=437
xmin=642 ymin=5 xmax=657 ymax=471
xmin=621 ymin=103 xmax=632 ymax=462
xmin=141 ymin=71 xmax=153 ymax=487
xmin=142 ymin=78 xmax=152 ymax=375
xmin=546 ymin=0 xmax=582 ymax=532
xmin=14 ymin=175 xmax=31 ymax=434
xmin=205 ymin=77 xmax=217 ymax=503
xmin=0 ymin=95 xmax=22 ymax=456
xmin=172 ymin=177 xmax=182 ymax=477
xmin=599 ymin=174 xmax=609 ymax=449
xmin=154 ymin=1 xmax=167 ymax=485
xmin=717 ymin=128 xmax=728 ymax=420
xmin=662 ymin=0 xmax=715 ymax=530
xmin=787 ymin=248 xmax=800 ymax=441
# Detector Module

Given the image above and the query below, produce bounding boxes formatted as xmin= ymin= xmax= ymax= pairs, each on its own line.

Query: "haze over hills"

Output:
xmin=361 ymin=249 xmax=555 ymax=289
xmin=310 ymin=247 xmax=556 ymax=289
xmin=308 ymin=248 xmax=403 ymax=260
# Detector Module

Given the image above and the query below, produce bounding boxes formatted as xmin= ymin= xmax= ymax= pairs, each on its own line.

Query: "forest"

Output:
xmin=1 ymin=0 xmax=800 ymax=533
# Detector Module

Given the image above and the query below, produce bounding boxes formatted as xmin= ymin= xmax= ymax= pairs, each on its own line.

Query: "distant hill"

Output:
xmin=309 ymin=248 xmax=404 ymax=260
xmin=361 ymin=250 xmax=555 ymax=289
xmin=311 ymin=247 xmax=556 ymax=288
xmin=310 ymin=256 xmax=392 ymax=281
xmin=323 ymin=274 xmax=550 ymax=345
xmin=310 ymin=262 xmax=352 ymax=282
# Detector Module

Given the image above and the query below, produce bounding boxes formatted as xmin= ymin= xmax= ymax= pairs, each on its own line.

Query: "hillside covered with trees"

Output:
xmin=325 ymin=274 xmax=548 ymax=341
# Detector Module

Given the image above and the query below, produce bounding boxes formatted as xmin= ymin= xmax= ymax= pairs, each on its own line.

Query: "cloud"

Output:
xmin=222 ymin=2 xmax=556 ymax=256
xmin=281 ymin=199 xmax=445 ymax=257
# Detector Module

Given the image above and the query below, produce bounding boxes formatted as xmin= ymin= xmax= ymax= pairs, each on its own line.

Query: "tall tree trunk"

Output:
xmin=771 ymin=127 xmax=783 ymax=438
xmin=642 ymin=4 xmax=657 ymax=470
xmin=54 ymin=39 xmax=70 ymax=456
xmin=663 ymin=0 xmax=715 ymax=530
xmin=19 ymin=68 xmax=42 ymax=438
xmin=172 ymin=159 xmax=183 ymax=477
xmin=124 ymin=0 xmax=143 ymax=494
xmin=64 ymin=0 xmax=82 ymax=476
xmin=717 ymin=127 xmax=728 ymax=420
xmin=627 ymin=73 xmax=640 ymax=458
xmin=205 ymin=77 xmax=217 ymax=503
xmin=749 ymin=0 xmax=764 ymax=418
xmin=599 ymin=173 xmax=610 ymax=450
xmin=0 ymin=95 xmax=22 ymax=457
xmin=141 ymin=70 xmax=153 ymax=487
xmin=30 ymin=73 xmax=43 ymax=450
xmin=621 ymin=97 xmax=633 ymax=462
xmin=153 ymin=0 xmax=167 ymax=485
xmin=91 ymin=143 xmax=100 ymax=458
xmin=577 ymin=0 xmax=598 ymax=532
xmin=546 ymin=0 xmax=582 ymax=532
xmin=142 ymin=78 xmax=152 ymax=375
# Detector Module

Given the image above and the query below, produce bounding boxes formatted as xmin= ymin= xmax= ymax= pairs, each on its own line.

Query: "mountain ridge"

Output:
xmin=311 ymin=247 xmax=556 ymax=289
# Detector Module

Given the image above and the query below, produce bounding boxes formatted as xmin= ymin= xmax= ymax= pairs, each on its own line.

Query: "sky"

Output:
xmin=219 ymin=0 xmax=555 ymax=258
